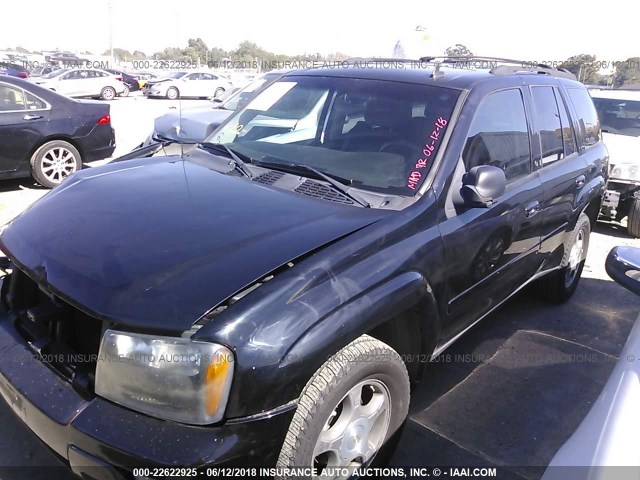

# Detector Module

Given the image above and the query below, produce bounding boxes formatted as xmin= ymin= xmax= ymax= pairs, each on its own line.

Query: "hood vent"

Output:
xmin=253 ymin=170 xmax=285 ymax=185
xmin=197 ymin=262 xmax=294 ymax=324
xmin=294 ymin=180 xmax=355 ymax=205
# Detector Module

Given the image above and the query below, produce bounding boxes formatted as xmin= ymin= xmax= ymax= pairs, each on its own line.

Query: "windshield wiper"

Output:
xmin=256 ymin=161 xmax=371 ymax=208
xmin=199 ymin=142 xmax=254 ymax=179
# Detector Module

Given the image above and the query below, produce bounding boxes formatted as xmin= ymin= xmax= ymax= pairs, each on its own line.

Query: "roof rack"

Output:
xmin=343 ymin=57 xmax=428 ymax=64
xmin=417 ymin=56 xmax=577 ymax=80
xmin=341 ymin=56 xmax=577 ymax=80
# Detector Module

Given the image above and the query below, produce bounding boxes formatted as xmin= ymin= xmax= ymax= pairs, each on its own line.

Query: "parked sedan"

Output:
xmin=143 ymin=71 xmax=287 ymax=146
xmin=32 ymin=68 xmax=126 ymax=100
xmin=30 ymin=65 xmax=57 ymax=78
xmin=0 ymin=76 xmax=115 ymax=187
xmin=105 ymin=68 xmax=141 ymax=96
xmin=143 ymin=70 xmax=232 ymax=99
xmin=133 ymin=71 xmax=157 ymax=88
xmin=44 ymin=51 xmax=86 ymax=65
xmin=0 ymin=62 xmax=29 ymax=79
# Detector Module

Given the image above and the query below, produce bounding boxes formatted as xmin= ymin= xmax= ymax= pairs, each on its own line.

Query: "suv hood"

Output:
xmin=154 ymin=108 xmax=232 ymax=143
xmin=0 ymin=158 xmax=387 ymax=331
xmin=602 ymin=131 xmax=640 ymax=166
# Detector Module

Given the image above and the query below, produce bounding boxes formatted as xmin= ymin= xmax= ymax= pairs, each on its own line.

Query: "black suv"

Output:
xmin=0 ymin=58 xmax=607 ymax=478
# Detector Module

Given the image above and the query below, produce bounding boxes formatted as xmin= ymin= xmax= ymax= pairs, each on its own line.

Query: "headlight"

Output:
xmin=95 ymin=330 xmax=234 ymax=425
xmin=610 ymin=164 xmax=640 ymax=182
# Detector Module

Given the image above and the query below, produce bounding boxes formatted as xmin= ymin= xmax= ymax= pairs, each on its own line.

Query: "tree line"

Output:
xmin=10 ymin=42 xmax=640 ymax=87
xmin=106 ymin=39 xmax=350 ymax=68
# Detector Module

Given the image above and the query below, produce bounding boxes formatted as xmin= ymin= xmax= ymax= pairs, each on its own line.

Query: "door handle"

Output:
xmin=575 ymin=174 xmax=586 ymax=188
xmin=525 ymin=201 xmax=540 ymax=218
xmin=23 ymin=114 xmax=43 ymax=120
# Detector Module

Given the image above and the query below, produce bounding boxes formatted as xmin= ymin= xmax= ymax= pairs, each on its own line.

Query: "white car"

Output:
xmin=543 ymin=246 xmax=640 ymax=477
xmin=589 ymin=88 xmax=640 ymax=236
xmin=143 ymin=71 xmax=233 ymax=100
xmin=31 ymin=68 xmax=126 ymax=100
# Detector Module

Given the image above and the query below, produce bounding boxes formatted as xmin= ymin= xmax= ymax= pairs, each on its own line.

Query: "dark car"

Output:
xmin=105 ymin=68 xmax=141 ymax=97
xmin=0 ymin=58 xmax=607 ymax=478
xmin=0 ymin=75 xmax=115 ymax=187
xmin=0 ymin=61 xmax=29 ymax=79
xmin=45 ymin=51 xmax=85 ymax=65
xmin=29 ymin=65 xmax=57 ymax=78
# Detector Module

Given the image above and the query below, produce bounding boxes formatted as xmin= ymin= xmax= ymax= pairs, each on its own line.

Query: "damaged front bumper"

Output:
xmin=0 ymin=277 xmax=293 ymax=478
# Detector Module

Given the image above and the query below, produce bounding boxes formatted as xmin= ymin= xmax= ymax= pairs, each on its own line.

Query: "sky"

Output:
xmin=0 ymin=0 xmax=634 ymax=63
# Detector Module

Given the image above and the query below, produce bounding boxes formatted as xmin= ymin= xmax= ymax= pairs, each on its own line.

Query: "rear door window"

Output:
xmin=531 ymin=86 xmax=577 ymax=166
xmin=567 ymin=87 xmax=601 ymax=147
xmin=531 ymin=86 xmax=565 ymax=166
xmin=556 ymin=89 xmax=577 ymax=155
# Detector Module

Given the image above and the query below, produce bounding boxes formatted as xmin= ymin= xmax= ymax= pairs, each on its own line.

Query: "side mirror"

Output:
xmin=461 ymin=165 xmax=506 ymax=207
xmin=606 ymin=246 xmax=640 ymax=296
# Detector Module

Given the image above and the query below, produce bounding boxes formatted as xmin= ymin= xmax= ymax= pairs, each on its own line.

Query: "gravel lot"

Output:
xmin=0 ymin=96 xmax=638 ymax=478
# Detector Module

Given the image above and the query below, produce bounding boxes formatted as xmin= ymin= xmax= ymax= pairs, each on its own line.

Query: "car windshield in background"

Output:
xmin=44 ymin=68 xmax=69 ymax=79
xmin=162 ymin=71 xmax=188 ymax=80
xmin=593 ymin=97 xmax=640 ymax=137
xmin=221 ymin=74 xmax=281 ymax=111
xmin=207 ymin=76 xmax=459 ymax=195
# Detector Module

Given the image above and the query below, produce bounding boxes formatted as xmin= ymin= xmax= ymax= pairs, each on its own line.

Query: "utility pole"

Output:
xmin=108 ymin=0 xmax=114 ymax=65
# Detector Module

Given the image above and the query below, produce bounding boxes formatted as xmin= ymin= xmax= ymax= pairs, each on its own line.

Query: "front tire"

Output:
xmin=627 ymin=198 xmax=640 ymax=237
xmin=277 ymin=335 xmax=410 ymax=479
xmin=537 ymin=213 xmax=590 ymax=303
xmin=100 ymin=86 xmax=116 ymax=100
xmin=166 ymin=87 xmax=179 ymax=100
xmin=120 ymin=84 xmax=130 ymax=97
xmin=30 ymin=140 xmax=81 ymax=188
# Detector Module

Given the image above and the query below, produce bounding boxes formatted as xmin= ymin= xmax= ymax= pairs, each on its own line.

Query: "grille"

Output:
xmin=252 ymin=170 xmax=285 ymax=185
xmin=294 ymin=180 xmax=355 ymax=205
xmin=5 ymin=268 xmax=103 ymax=397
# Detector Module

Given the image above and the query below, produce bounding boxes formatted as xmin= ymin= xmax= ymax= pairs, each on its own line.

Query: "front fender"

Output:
xmin=282 ymin=270 xmax=440 ymax=382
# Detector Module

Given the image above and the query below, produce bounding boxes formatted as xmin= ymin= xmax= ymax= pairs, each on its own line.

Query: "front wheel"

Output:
xmin=627 ymin=197 xmax=640 ymax=238
xmin=30 ymin=140 xmax=81 ymax=188
xmin=120 ymin=84 xmax=130 ymax=97
xmin=166 ymin=87 xmax=179 ymax=100
xmin=277 ymin=335 xmax=410 ymax=479
xmin=536 ymin=213 xmax=590 ymax=303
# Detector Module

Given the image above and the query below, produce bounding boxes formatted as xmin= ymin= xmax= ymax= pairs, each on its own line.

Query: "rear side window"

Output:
xmin=463 ymin=89 xmax=531 ymax=182
xmin=531 ymin=86 xmax=577 ymax=166
xmin=0 ymin=84 xmax=25 ymax=111
xmin=567 ymin=87 xmax=600 ymax=147
xmin=531 ymin=86 xmax=564 ymax=166
xmin=24 ymin=92 xmax=46 ymax=110
xmin=556 ymin=89 xmax=577 ymax=155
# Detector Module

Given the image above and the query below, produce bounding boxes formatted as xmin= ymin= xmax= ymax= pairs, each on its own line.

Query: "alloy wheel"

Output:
xmin=565 ymin=229 xmax=585 ymax=287
xmin=312 ymin=379 xmax=391 ymax=479
xmin=41 ymin=147 xmax=78 ymax=184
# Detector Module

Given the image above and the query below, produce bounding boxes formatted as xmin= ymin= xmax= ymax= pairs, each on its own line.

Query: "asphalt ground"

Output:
xmin=0 ymin=93 xmax=638 ymax=479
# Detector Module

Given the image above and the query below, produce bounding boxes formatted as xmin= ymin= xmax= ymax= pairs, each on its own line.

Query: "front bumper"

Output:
xmin=143 ymin=88 xmax=163 ymax=97
xmin=0 ymin=301 xmax=293 ymax=476
xmin=599 ymin=181 xmax=640 ymax=220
